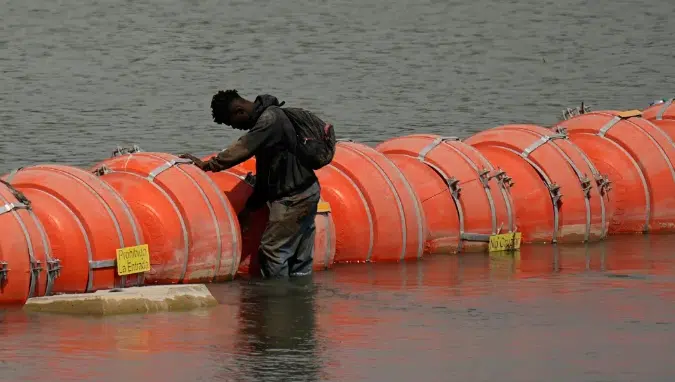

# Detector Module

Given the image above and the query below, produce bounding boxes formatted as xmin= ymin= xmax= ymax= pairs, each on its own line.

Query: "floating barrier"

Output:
xmin=642 ymin=99 xmax=675 ymax=139
xmin=3 ymin=165 xmax=143 ymax=294
xmin=376 ymin=134 xmax=515 ymax=253
xmin=199 ymin=155 xmax=336 ymax=277
xmin=466 ymin=124 xmax=607 ymax=244
xmin=553 ymin=110 xmax=675 ymax=233
xmin=0 ymin=180 xmax=56 ymax=305
xmin=315 ymin=141 xmax=426 ymax=263
xmin=91 ymin=149 xmax=241 ymax=284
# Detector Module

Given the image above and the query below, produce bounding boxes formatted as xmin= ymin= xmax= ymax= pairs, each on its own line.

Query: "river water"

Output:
xmin=1 ymin=236 xmax=675 ymax=381
xmin=2 ymin=0 xmax=675 ymax=381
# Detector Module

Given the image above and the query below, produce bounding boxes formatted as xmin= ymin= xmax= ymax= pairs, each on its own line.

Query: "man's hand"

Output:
xmin=178 ymin=153 xmax=207 ymax=171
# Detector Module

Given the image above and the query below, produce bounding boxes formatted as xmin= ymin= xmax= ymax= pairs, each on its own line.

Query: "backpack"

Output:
xmin=281 ymin=107 xmax=336 ymax=170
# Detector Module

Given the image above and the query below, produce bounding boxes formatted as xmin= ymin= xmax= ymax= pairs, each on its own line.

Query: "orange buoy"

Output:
xmin=3 ymin=165 xmax=143 ymax=294
xmin=642 ymin=99 xmax=674 ymax=121
xmin=553 ymin=110 xmax=675 ymax=233
xmin=316 ymin=141 xmax=426 ymax=263
xmin=91 ymin=149 xmax=241 ymax=284
xmin=642 ymin=99 xmax=675 ymax=139
xmin=465 ymin=124 xmax=607 ymax=244
xmin=377 ymin=134 xmax=515 ymax=253
xmin=198 ymin=157 xmax=336 ymax=278
xmin=0 ymin=180 xmax=57 ymax=305
xmin=378 ymin=152 xmax=460 ymax=254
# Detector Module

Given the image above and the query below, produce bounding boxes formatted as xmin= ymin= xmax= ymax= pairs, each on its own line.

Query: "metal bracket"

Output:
xmin=0 ymin=179 xmax=31 ymax=208
xmin=460 ymin=233 xmax=491 ymax=242
xmin=46 ymin=259 xmax=61 ymax=296
xmin=580 ymin=175 xmax=593 ymax=198
xmin=595 ymin=174 xmax=612 ymax=195
xmin=478 ymin=169 xmax=490 ymax=188
xmin=29 ymin=259 xmax=43 ymax=297
xmin=90 ymin=259 xmax=116 ymax=269
xmin=92 ymin=165 xmax=113 ymax=177
xmin=446 ymin=176 xmax=461 ymax=199
xmin=418 ymin=136 xmax=460 ymax=160
xmin=656 ymin=98 xmax=673 ymax=121
xmin=521 ymin=134 xmax=567 ymax=158
xmin=0 ymin=261 xmax=7 ymax=286
xmin=490 ymin=169 xmax=515 ymax=188
xmin=561 ymin=102 xmax=591 ymax=120
xmin=147 ymin=158 xmax=193 ymax=181
xmin=0 ymin=202 xmax=30 ymax=217
xmin=112 ymin=145 xmax=143 ymax=157
xmin=549 ymin=183 xmax=563 ymax=205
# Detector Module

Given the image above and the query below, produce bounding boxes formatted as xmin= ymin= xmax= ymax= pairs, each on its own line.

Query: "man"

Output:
xmin=180 ymin=89 xmax=320 ymax=279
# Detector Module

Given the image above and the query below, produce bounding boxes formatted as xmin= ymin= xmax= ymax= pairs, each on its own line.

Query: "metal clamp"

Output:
xmin=595 ymin=174 xmax=612 ymax=195
xmin=29 ymin=259 xmax=44 ymax=297
xmin=478 ymin=169 xmax=490 ymax=188
xmin=561 ymin=102 xmax=591 ymax=120
xmin=417 ymin=136 xmax=460 ymax=160
xmin=656 ymin=98 xmax=673 ymax=121
xmin=521 ymin=134 xmax=567 ymax=158
xmin=446 ymin=176 xmax=461 ymax=199
xmin=46 ymin=259 xmax=61 ymax=295
xmin=0 ymin=179 xmax=31 ymax=208
xmin=92 ymin=165 xmax=113 ymax=176
xmin=147 ymin=158 xmax=193 ymax=181
xmin=549 ymin=183 xmax=563 ymax=205
xmin=489 ymin=169 xmax=515 ymax=188
xmin=580 ymin=175 xmax=592 ymax=198
xmin=0 ymin=202 xmax=30 ymax=217
xmin=460 ymin=233 xmax=491 ymax=242
xmin=112 ymin=144 xmax=143 ymax=157
xmin=0 ymin=261 xmax=7 ymax=286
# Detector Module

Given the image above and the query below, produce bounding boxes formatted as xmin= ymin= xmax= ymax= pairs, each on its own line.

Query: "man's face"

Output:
xmin=227 ymin=104 xmax=254 ymax=130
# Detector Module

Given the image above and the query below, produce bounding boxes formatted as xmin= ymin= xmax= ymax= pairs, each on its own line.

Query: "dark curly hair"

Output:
xmin=211 ymin=89 xmax=242 ymax=124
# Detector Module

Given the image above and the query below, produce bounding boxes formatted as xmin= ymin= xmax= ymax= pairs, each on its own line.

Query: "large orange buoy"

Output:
xmin=0 ymin=180 xmax=58 ymax=305
xmin=316 ymin=141 xmax=426 ymax=263
xmin=377 ymin=134 xmax=515 ymax=253
xmin=642 ymin=99 xmax=674 ymax=121
xmin=91 ymin=149 xmax=241 ymax=284
xmin=553 ymin=110 xmax=675 ymax=233
xmin=3 ymin=165 xmax=143 ymax=294
xmin=199 ymin=156 xmax=336 ymax=278
xmin=642 ymin=99 xmax=675 ymax=139
xmin=466 ymin=124 xmax=607 ymax=244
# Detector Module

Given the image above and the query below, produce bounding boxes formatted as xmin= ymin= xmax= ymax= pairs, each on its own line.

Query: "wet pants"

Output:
xmin=258 ymin=182 xmax=321 ymax=279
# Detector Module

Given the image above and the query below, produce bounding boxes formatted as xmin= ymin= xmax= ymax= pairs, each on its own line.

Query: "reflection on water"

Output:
xmin=1 ymin=235 xmax=675 ymax=381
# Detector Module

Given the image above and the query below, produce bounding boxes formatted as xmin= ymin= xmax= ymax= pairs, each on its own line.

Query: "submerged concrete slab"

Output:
xmin=23 ymin=284 xmax=218 ymax=316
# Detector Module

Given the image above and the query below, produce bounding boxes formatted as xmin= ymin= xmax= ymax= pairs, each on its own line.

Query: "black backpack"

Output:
xmin=281 ymin=107 xmax=336 ymax=170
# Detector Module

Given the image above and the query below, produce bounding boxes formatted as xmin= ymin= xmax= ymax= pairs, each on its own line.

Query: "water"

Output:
xmin=2 ymin=0 xmax=675 ymax=380
xmin=2 ymin=0 xmax=674 ymax=173
xmin=1 ymin=235 xmax=675 ymax=381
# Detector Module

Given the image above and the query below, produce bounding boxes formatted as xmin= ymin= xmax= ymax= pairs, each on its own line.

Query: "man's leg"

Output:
xmin=289 ymin=186 xmax=320 ymax=277
xmin=257 ymin=182 xmax=321 ymax=279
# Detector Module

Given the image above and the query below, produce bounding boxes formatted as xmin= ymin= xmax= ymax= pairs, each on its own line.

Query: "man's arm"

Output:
xmin=200 ymin=109 xmax=280 ymax=172
xmin=201 ymin=138 xmax=253 ymax=172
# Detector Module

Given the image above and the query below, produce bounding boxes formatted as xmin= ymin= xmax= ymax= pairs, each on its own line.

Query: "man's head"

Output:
xmin=211 ymin=89 xmax=255 ymax=130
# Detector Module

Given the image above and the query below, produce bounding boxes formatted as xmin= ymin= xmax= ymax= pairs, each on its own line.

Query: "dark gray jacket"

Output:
xmin=201 ymin=95 xmax=318 ymax=211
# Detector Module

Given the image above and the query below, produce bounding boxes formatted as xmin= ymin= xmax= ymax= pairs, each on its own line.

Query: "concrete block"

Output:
xmin=23 ymin=284 xmax=218 ymax=316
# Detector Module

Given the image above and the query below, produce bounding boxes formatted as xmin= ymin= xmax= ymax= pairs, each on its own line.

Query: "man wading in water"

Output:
xmin=180 ymin=89 xmax=335 ymax=279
